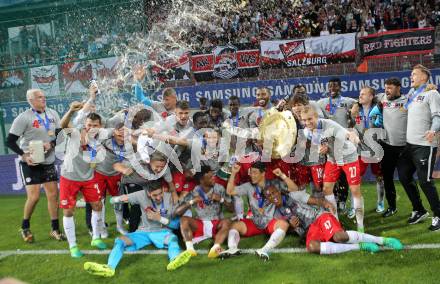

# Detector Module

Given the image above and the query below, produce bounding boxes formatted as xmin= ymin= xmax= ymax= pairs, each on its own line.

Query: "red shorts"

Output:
xmin=359 ymin=158 xmax=382 ymax=177
xmin=309 ymin=165 xmax=325 ymax=188
xmin=241 ymin=218 xmax=278 ymax=237
xmin=192 ymin=219 xmax=220 ymax=243
xmin=291 ymin=163 xmax=324 ymax=188
xmin=323 ymin=161 xmax=361 ymax=186
xmin=94 ymin=172 xmax=121 ymax=197
xmin=172 ymin=171 xmax=196 ymax=192
xmin=59 ymin=176 xmax=101 ymax=209
xmin=306 ymin=213 xmax=344 ymax=248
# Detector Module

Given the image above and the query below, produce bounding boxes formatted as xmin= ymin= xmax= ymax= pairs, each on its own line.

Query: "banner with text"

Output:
xmin=260 ymin=33 xmax=356 ymax=68
xmin=153 ymin=68 xmax=440 ymax=107
xmin=191 ymin=44 xmax=259 ymax=81
xmin=359 ymin=28 xmax=435 ymax=59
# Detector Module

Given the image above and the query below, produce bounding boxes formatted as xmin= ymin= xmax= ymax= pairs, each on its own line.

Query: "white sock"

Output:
xmin=325 ymin=194 xmax=338 ymax=219
xmin=185 ymin=241 xmax=194 ymax=251
xmin=346 ymin=230 xmax=384 ymax=245
xmin=353 ymin=197 xmax=364 ymax=229
xmin=114 ymin=208 xmax=124 ymax=229
xmin=227 ymin=229 xmax=240 ymax=249
xmin=211 ymin=243 xmax=220 ymax=251
xmin=101 ymin=199 xmax=106 ymax=225
xmin=234 ymin=197 xmax=244 ymax=219
xmin=63 ymin=216 xmax=76 ymax=249
xmin=320 ymin=242 xmax=359 ymax=254
xmin=376 ymin=180 xmax=385 ymax=203
xmin=261 ymin=228 xmax=286 ymax=253
xmin=91 ymin=210 xmax=103 ymax=240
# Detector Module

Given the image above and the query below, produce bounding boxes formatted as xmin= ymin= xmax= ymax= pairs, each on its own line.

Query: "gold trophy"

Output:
xmin=259 ymin=107 xmax=297 ymax=159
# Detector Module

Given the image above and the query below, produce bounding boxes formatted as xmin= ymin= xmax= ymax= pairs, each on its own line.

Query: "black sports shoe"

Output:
xmin=20 ymin=228 xmax=34 ymax=243
xmin=408 ymin=211 xmax=429 ymax=224
xmin=428 ymin=217 xmax=440 ymax=231
xmin=382 ymin=208 xmax=397 ymax=218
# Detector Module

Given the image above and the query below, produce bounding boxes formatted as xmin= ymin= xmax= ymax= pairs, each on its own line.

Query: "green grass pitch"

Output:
xmin=1 ymin=182 xmax=440 ymax=283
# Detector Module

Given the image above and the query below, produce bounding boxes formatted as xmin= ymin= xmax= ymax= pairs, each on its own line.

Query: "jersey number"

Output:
xmin=348 ymin=166 xmax=357 ymax=179
xmin=324 ymin=220 xmax=332 ymax=230
xmin=316 ymin=168 xmax=324 ymax=179
xmin=94 ymin=183 xmax=100 ymax=194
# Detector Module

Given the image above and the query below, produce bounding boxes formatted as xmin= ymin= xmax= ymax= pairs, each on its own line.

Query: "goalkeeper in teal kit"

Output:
xmin=84 ymin=180 xmax=191 ymax=277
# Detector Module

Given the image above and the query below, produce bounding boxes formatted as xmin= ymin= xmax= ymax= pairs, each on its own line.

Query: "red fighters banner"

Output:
xmin=359 ymin=28 xmax=435 ymax=59
xmin=191 ymin=44 xmax=259 ymax=81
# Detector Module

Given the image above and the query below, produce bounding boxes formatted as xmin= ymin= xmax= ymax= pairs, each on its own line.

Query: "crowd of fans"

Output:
xmin=0 ymin=2 xmax=143 ymax=69
xmin=1 ymin=0 xmax=439 ymax=69
xmin=183 ymin=0 xmax=440 ymax=50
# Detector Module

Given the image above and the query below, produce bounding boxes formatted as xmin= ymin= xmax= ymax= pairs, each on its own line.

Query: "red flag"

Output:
xmin=357 ymin=59 xmax=368 ymax=73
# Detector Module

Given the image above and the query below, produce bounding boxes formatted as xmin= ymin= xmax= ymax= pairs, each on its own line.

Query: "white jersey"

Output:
xmin=377 ymin=93 xmax=408 ymax=147
xmin=317 ymin=95 xmax=356 ymax=128
xmin=406 ymin=88 xmax=440 ymax=147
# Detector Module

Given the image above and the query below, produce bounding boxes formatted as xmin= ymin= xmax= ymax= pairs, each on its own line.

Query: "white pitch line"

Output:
xmin=0 ymin=243 xmax=439 ymax=258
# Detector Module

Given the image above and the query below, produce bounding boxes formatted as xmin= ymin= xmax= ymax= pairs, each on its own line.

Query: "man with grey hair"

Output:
xmin=6 ymin=88 xmax=65 ymax=242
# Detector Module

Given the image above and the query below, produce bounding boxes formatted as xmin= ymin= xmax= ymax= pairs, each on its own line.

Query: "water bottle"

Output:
xmin=90 ymin=80 xmax=101 ymax=95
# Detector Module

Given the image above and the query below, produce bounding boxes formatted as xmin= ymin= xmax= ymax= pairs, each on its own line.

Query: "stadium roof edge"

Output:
xmin=0 ymin=0 xmax=126 ymax=23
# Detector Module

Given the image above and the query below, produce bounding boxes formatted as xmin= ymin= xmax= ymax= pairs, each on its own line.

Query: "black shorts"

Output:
xmin=19 ymin=162 xmax=58 ymax=185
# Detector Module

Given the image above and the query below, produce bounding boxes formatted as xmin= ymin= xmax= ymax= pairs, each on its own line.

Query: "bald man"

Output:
xmin=7 ymin=89 xmax=65 ymax=243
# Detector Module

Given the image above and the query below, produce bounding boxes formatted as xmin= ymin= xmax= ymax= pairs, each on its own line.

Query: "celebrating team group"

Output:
xmin=7 ymin=64 xmax=440 ymax=277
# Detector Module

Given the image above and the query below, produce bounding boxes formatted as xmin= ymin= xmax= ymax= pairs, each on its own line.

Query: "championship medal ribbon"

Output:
xmin=328 ymin=95 xmax=342 ymax=117
xmin=197 ymin=187 xmax=212 ymax=206
xmin=404 ymin=84 xmax=426 ymax=110
xmin=87 ymin=141 xmax=97 ymax=169
xmin=33 ymin=109 xmax=53 ymax=136
xmin=359 ymin=106 xmax=372 ymax=131
xmin=254 ymin=184 xmax=265 ymax=214
xmin=112 ymin=138 xmax=124 ymax=162
xmin=151 ymin=199 xmax=166 ymax=217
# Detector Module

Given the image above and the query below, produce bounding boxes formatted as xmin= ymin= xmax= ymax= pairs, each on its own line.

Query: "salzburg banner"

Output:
xmin=260 ymin=33 xmax=356 ymax=68
xmin=359 ymin=28 xmax=435 ymax=59
xmin=190 ymin=44 xmax=259 ymax=81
